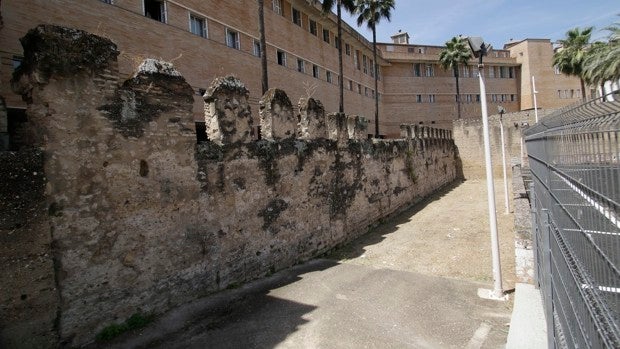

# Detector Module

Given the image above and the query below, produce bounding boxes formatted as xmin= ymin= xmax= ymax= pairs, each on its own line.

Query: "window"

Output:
xmin=357 ymin=84 xmax=362 ymax=94
xmin=408 ymin=47 xmax=415 ymax=53
xmin=554 ymin=65 xmax=561 ymax=75
xmin=253 ymin=40 xmax=262 ymax=57
xmin=362 ymin=55 xmax=368 ymax=74
xmin=323 ymin=29 xmax=330 ymax=43
xmin=369 ymin=59 xmax=374 ymax=77
xmin=492 ymin=94 xmax=498 ymax=102
xmin=466 ymin=94 xmax=472 ymax=103
xmin=292 ymin=8 xmax=302 ymax=26
xmin=277 ymin=50 xmax=286 ymax=66
xmin=500 ymin=66 xmax=507 ymax=78
xmin=488 ymin=66 xmax=495 ymax=78
xmin=226 ymin=29 xmax=240 ymax=49
xmin=413 ymin=63 xmax=421 ymax=77
xmin=425 ymin=64 xmax=434 ymax=77
xmin=354 ymin=50 xmax=360 ymax=69
xmin=189 ymin=14 xmax=207 ymax=38
xmin=417 ymin=47 xmax=425 ymax=54
xmin=309 ymin=19 xmax=317 ymax=36
xmin=144 ymin=0 xmax=166 ymax=23
xmin=476 ymin=94 xmax=480 ymax=102
xmin=272 ymin=0 xmax=282 ymax=15
xmin=345 ymin=43 xmax=351 ymax=56
xmin=312 ymin=64 xmax=319 ymax=78
xmin=509 ymin=67 xmax=515 ymax=78
xmin=416 ymin=94 xmax=422 ymax=103
xmin=510 ymin=94 xmax=515 ymax=102
xmin=335 ymin=36 xmax=340 ymax=49
xmin=326 ymin=71 xmax=333 ymax=83
xmin=386 ymin=45 xmax=394 ymax=52
xmin=462 ymin=65 xmax=470 ymax=78
xmin=297 ymin=59 xmax=305 ymax=73
xmin=473 ymin=66 xmax=479 ymax=77
xmin=371 ymin=89 xmax=375 ymax=98
xmin=501 ymin=94 xmax=506 ymax=102
xmin=429 ymin=94 xmax=435 ymax=103
xmin=348 ymin=80 xmax=353 ymax=90
xmin=364 ymin=87 xmax=369 ymax=97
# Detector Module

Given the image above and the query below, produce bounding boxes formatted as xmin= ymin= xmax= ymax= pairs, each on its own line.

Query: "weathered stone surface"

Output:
xmin=260 ymin=88 xmax=295 ymax=140
xmin=512 ymin=164 xmax=534 ymax=284
xmin=346 ymin=115 xmax=367 ymax=140
xmin=0 ymin=96 xmax=7 ymax=151
xmin=298 ymin=97 xmax=326 ymax=140
xmin=11 ymin=24 xmax=119 ymax=100
xmin=326 ymin=112 xmax=347 ymax=143
xmin=98 ymin=59 xmax=194 ymax=138
xmin=204 ymin=76 xmax=252 ymax=144
xmin=4 ymin=25 xmax=460 ymax=347
xmin=0 ymin=148 xmax=57 ymax=349
xmin=400 ymin=124 xmax=412 ymax=139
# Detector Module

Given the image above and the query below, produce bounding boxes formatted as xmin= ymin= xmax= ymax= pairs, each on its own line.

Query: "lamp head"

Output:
xmin=497 ymin=105 xmax=506 ymax=114
xmin=467 ymin=37 xmax=492 ymax=58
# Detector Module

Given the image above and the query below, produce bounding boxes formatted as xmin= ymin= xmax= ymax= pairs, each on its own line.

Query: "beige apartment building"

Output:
xmin=0 ymin=0 xmax=582 ymax=144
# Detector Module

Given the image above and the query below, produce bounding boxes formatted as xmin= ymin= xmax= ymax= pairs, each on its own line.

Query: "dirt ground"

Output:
xmin=329 ymin=178 xmax=517 ymax=291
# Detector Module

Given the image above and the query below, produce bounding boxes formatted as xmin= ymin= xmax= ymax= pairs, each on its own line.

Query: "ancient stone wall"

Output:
xmin=3 ymin=25 xmax=458 ymax=347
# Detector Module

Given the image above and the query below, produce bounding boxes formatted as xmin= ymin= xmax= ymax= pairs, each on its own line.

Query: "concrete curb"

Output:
xmin=506 ymin=283 xmax=548 ymax=349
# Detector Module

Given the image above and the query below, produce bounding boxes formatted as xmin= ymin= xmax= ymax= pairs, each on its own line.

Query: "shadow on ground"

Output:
xmin=326 ymin=179 xmax=464 ymax=261
xmin=101 ymin=260 xmax=338 ymax=349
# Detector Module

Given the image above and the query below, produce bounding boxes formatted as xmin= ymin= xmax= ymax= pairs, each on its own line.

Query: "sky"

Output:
xmin=341 ymin=0 xmax=619 ymax=48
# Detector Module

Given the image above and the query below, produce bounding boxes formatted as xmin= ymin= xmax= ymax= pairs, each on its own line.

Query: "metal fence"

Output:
xmin=525 ymin=93 xmax=620 ymax=348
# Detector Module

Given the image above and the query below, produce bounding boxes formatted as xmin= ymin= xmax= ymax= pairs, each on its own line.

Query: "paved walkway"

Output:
xmin=109 ymin=180 xmax=520 ymax=348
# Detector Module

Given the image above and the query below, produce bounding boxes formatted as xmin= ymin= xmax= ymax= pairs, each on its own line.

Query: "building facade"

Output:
xmin=0 ymin=0 xmax=583 ymax=143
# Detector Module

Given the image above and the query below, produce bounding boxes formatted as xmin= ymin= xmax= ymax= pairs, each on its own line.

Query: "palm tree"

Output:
xmin=316 ymin=0 xmax=356 ymax=114
xmin=355 ymin=0 xmax=395 ymax=138
xmin=258 ymin=0 xmax=269 ymax=94
xmin=438 ymin=36 xmax=472 ymax=119
xmin=583 ymin=21 xmax=620 ymax=91
xmin=553 ymin=26 xmax=593 ymax=99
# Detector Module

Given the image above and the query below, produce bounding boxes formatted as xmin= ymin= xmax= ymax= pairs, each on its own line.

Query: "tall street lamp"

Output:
xmin=468 ymin=37 xmax=505 ymax=300
xmin=498 ymin=105 xmax=510 ymax=214
xmin=532 ymin=76 xmax=539 ymax=123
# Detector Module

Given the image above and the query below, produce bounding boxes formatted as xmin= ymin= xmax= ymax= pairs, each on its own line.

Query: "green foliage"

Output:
xmin=354 ymin=0 xmax=396 ymax=30
xmin=95 ymin=313 xmax=154 ymax=342
xmin=354 ymin=0 xmax=395 ymax=137
xmin=553 ymin=26 xmax=593 ymax=98
xmin=438 ymin=37 xmax=472 ymax=74
xmin=583 ymin=18 xmax=620 ymax=85
xmin=439 ymin=36 xmax=472 ymax=119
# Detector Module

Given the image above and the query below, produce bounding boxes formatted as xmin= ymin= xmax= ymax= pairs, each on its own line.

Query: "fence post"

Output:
xmin=530 ymin=183 xmax=540 ymax=289
xmin=540 ymin=208 xmax=555 ymax=349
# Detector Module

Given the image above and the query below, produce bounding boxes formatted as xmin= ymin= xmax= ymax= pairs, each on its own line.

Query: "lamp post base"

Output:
xmin=477 ymin=288 xmax=509 ymax=301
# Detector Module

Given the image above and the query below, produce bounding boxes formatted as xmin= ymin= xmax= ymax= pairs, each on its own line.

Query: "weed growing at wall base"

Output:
xmin=95 ymin=313 xmax=154 ymax=342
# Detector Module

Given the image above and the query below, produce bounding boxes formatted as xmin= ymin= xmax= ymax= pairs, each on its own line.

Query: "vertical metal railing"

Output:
xmin=525 ymin=92 xmax=620 ymax=348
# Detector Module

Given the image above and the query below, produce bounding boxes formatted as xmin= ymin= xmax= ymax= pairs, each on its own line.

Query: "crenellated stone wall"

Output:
xmin=2 ymin=25 xmax=459 ymax=347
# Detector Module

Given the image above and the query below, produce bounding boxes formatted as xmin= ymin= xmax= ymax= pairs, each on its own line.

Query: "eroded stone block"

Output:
xmin=400 ymin=124 xmax=412 ymax=139
xmin=204 ymin=76 xmax=253 ymax=144
xmin=347 ymin=115 xmax=368 ymax=140
xmin=260 ymin=88 xmax=295 ymax=140
xmin=298 ymin=97 xmax=326 ymax=139
xmin=326 ymin=112 xmax=347 ymax=142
